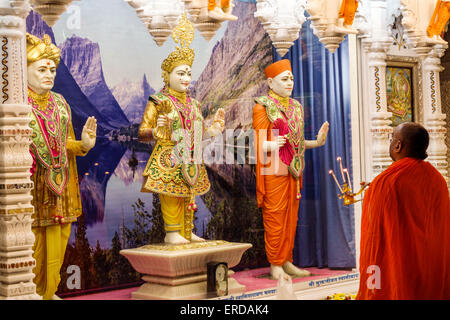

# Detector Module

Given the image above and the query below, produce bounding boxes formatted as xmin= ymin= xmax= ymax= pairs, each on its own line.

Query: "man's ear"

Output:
xmin=394 ymin=140 xmax=403 ymax=153
xmin=267 ymin=77 xmax=273 ymax=89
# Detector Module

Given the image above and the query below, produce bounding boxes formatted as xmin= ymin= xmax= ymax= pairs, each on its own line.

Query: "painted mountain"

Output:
xmin=111 ymin=75 xmax=155 ymax=124
xmin=59 ymin=36 xmax=130 ymax=129
xmin=26 ymin=11 xmax=129 ymax=135
xmin=191 ymin=0 xmax=272 ymax=130
xmin=26 ymin=11 xmax=132 ymax=225
xmin=77 ymin=139 xmax=127 ymax=225
xmin=191 ymin=1 xmax=272 ymax=195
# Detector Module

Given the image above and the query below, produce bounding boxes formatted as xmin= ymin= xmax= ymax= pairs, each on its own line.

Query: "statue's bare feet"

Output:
xmin=165 ymin=232 xmax=189 ymax=245
xmin=283 ymin=261 xmax=311 ymax=278
xmin=190 ymin=233 xmax=206 ymax=242
xmin=208 ymin=7 xmax=229 ymax=21
xmin=270 ymin=265 xmax=290 ymax=280
xmin=51 ymin=294 xmax=62 ymax=300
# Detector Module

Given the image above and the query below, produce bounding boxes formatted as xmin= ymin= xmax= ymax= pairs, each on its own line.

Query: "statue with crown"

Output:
xmin=138 ymin=13 xmax=225 ymax=245
xmin=26 ymin=33 xmax=97 ymax=300
xmin=119 ymin=14 xmax=251 ymax=300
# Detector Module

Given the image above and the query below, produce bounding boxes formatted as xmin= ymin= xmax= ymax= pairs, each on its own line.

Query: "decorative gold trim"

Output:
xmin=28 ymin=88 xmax=50 ymax=110
xmin=0 ymin=208 xmax=34 ymax=215
xmin=430 ymin=71 xmax=437 ymax=114
xmin=2 ymin=37 xmax=8 ymax=104
xmin=139 ymin=240 xmax=230 ymax=251
xmin=374 ymin=66 xmax=381 ymax=112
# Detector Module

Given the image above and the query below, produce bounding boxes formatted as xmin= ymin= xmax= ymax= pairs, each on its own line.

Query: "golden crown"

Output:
xmin=161 ymin=13 xmax=195 ymax=73
xmin=26 ymin=33 xmax=61 ymax=67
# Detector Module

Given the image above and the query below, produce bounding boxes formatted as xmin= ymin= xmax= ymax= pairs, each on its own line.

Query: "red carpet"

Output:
xmin=64 ymin=267 xmax=352 ymax=300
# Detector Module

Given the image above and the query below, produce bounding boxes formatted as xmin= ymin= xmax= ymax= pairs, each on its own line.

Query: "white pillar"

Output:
xmin=422 ymin=45 xmax=449 ymax=185
xmin=0 ymin=0 xmax=40 ymax=300
xmin=359 ymin=0 xmax=393 ymax=180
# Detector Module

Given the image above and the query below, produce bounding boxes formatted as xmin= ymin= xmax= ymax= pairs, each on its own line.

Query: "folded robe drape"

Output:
xmin=253 ymin=103 xmax=303 ymax=266
xmin=357 ymin=157 xmax=450 ymax=300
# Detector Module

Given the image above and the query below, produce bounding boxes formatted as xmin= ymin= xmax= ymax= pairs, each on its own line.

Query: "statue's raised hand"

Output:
xmin=81 ymin=116 xmax=97 ymax=151
xmin=317 ymin=121 xmax=329 ymax=146
xmin=213 ymin=108 xmax=225 ymax=132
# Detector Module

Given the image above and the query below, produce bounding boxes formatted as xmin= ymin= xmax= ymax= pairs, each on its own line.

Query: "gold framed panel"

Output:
xmin=386 ymin=55 xmax=423 ymax=127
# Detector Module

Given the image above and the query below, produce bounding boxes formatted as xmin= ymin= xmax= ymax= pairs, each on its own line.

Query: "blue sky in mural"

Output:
xmin=53 ymin=0 xmax=227 ymax=90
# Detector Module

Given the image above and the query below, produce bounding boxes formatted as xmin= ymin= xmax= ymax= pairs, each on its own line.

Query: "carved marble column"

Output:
xmin=398 ymin=0 xmax=449 ymax=185
xmin=422 ymin=44 xmax=449 ymax=185
xmin=365 ymin=42 xmax=393 ymax=178
xmin=357 ymin=0 xmax=393 ymax=180
xmin=0 ymin=0 xmax=40 ymax=300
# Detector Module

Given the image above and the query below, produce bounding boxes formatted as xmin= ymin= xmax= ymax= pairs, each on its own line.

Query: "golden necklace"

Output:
xmin=268 ymin=89 xmax=290 ymax=108
xmin=167 ymin=87 xmax=187 ymax=105
xmin=28 ymin=88 xmax=50 ymax=111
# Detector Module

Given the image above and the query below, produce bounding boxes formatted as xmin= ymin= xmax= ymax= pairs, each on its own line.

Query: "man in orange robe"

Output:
xmin=357 ymin=122 xmax=450 ymax=299
xmin=253 ymin=60 xmax=329 ymax=280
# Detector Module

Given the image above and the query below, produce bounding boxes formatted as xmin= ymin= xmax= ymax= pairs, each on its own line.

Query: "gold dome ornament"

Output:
xmin=30 ymin=0 xmax=75 ymax=27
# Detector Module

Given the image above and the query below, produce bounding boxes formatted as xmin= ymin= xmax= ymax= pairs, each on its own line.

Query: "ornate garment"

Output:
xmin=28 ymin=89 xmax=87 ymax=227
xmin=139 ymin=88 xmax=210 ymax=198
xmin=253 ymin=90 xmax=305 ymax=266
xmin=254 ymin=90 xmax=305 ymax=183
xmin=28 ymin=88 xmax=88 ymax=299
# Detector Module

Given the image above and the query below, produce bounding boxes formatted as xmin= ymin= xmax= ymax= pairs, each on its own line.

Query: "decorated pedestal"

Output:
xmin=120 ymin=240 xmax=252 ymax=300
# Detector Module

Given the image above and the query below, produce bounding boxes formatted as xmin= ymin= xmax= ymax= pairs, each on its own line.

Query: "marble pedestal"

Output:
xmin=120 ymin=240 xmax=252 ymax=300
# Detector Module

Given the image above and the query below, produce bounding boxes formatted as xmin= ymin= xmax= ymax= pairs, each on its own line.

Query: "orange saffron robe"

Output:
xmin=338 ymin=0 xmax=359 ymax=26
xmin=357 ymin=157 xmax=450 ymax=300
xmin=427 ymin=0 xmax=450 ymax=38
xmin=208 ymin=0 xmax=230 ymax=11
xmin=253 ymin=104 xmax=303 ymax=266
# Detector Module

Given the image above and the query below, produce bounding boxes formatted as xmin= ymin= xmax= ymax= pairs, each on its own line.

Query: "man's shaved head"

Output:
xmin=389 ymin=122 xmax=429 ymax=161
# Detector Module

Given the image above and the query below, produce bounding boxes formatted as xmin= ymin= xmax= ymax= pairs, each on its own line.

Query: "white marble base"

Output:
xmin=120 ymin=240 xmax=252 ymax=300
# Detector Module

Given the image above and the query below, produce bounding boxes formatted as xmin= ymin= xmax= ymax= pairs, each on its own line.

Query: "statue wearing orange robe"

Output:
xmin=427 ymin=0 xmax=450 ymax=38
xmin=253 ymin=60 xmax=329 ymax=280
xmin=338 ymin=0 xmax=359 ymax=26
xmin=206 ymin=0 xmax=237 ymax=21
xmin=208 ymin=0 xmax=229 ymax=11
xmin=253 ymin=104 xmax=303 ymax=267
xmin=357 ymin=123 xmax=450 ymax=300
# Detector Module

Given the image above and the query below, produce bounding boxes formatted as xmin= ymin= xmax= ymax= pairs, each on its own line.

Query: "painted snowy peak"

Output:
xmin=25 ymin=11 xmax=129 ymax=133
xmin=60 ymin=35 xmax=130 ymax=129
xmin=111 ymin=74 xmax=155 ymax=124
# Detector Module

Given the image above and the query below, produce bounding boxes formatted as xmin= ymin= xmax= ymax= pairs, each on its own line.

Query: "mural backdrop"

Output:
xmin=26 ymin=0 xmax=355 ymax=297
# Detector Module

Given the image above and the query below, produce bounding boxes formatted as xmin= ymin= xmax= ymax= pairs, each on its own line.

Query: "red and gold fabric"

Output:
xmin=253 ymin=90 xmax=305 ymax=266
xmin=28 ymin=88 xmax=88 ymax=300
xmin=29 ymin=89 xmax=87 ymax=228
